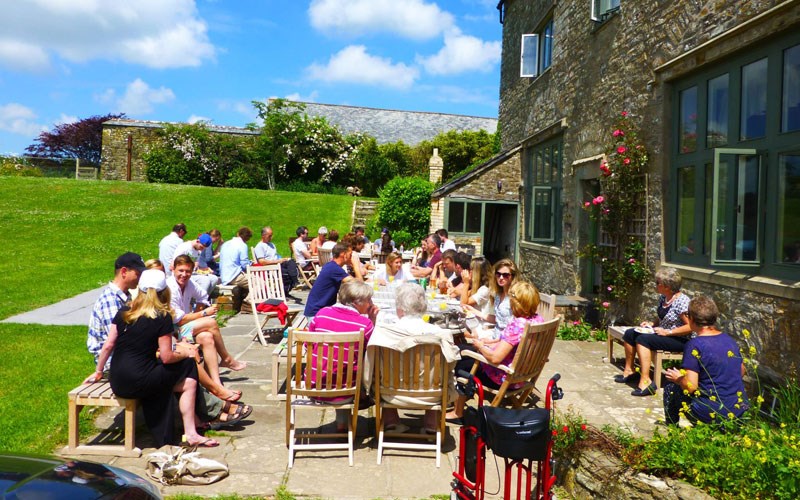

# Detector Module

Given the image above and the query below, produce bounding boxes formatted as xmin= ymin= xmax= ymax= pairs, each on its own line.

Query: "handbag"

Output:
xmin=145 ymin=445 xmax=229 ymax=485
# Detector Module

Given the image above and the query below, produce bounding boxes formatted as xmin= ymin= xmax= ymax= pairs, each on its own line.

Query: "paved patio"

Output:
xmin=42 ymin=289 xmax=663 ymax=498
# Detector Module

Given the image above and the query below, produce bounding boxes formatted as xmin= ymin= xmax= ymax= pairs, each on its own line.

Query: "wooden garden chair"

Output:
xmin=537 ymin=292 xmax=557 ymax=321
xmin=246 ymin=265 xmax=302 ymax=345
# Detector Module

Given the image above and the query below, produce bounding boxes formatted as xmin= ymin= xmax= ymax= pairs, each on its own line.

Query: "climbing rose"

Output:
xmin=621 ymin=111 xmax=628 ymax=117
xmin=612 ymin=129 xmax=624 ymax=137
xmin=602 ymin=301 xmax=610 ymax=308
xmin=584 ymin=201 xmax=591 ymax=207
xmin=617 ymin=146 xmax=627 ymax=154
xmin=628 ymin=258 xmax=636 ymax=263
xmin=592 ymin=196 xmax=605 ymax=205
xmin=623 ymin=158 xmax=631 ymax=165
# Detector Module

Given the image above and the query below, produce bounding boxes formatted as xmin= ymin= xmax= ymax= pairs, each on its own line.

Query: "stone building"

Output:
xmin=488 ymin=0 xmax=800 ymax=380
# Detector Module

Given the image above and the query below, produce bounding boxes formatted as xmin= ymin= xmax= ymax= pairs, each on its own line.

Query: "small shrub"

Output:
xmin=375 ymin=176 xmax=433 ymax=244
xmin=0 ymin=156 xmax=42 ymax=177
xmin=557 ymin=319 xmax=606 ymax=342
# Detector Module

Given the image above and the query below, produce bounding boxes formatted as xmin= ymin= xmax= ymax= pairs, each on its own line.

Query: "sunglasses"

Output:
xmin=495 ymin=272 xmax=512 ymax=279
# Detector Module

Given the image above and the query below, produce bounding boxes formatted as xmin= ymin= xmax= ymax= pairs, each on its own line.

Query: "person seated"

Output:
xmin=447 ymin=252 xmax=473 ymax=298
xmin=364 ymin=283 xmax=460 ymax=433
xmin=437 ymin=228 xmax=457 ymax=251
xmin=617 ymin=267 xmax=692 ymax=396
xmin=219 ymin=226 xmax=253 ymax=312
xmin=309 ymin=226 xmax=328 ymax=256
xmin=373 ymin=252 xmax=407 ymax=286
xmin=169 ymin=255 xmax=246 ymax=388
xmin=173 ymin=233 xmax=220 ymax=295
xmin=85 ymin=269 xmax=217 ymax=447
xmin=253 ymin=226 xmax=300 ymax=295
xmin=462 ymin=258 xmax=518 ymax=341
xmin=412 ymin=237 xmax=429 ymax=267
xmin=321 ymin=229 xmax=339 ymax=250
xmin=308 ymin=280 xmax=379 ymax=431
xmin=343 ymin=234 xmax=369 ymax=279
xmin=432 ymin=249 xmax=459 ymax=294
xmin=197 ymin=228 xmax=223 ymax=276
xmin=354 ymin=227 xmax=370 ymax=244
xmin=292 ymin=226 xmax=314 ymax=271
xmin=459 ymin=257 xmax=494 ymax=335
xmin=410 ymin=233 xmax=442 ymax=278
xmin=447 ymin=280 xmax=544 ymax=421
xmin=158 ymin=223 xmax=186 ymax=276
xmin=663 ymin=296 xmax=749 ymax=425
xmin=373 ymin=228 xmax=395 ymax=255
xmin=304 ymin=243 xmax=357 ymax=318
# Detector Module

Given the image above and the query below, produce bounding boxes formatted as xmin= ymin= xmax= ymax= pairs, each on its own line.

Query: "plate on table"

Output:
xmin=634 ymin=327 xmax=655 ymax=334
xmin=447 ymin=298 xmax=461 ymax=306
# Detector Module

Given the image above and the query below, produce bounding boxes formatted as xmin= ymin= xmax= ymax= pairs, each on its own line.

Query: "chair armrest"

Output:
xmin=461 ymin=349 xmax=514 ymax=375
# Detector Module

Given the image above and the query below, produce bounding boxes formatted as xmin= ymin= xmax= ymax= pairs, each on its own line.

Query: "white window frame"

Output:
xmin=710 ymin=148 xmax=762 ymax=266
xmin=591 ymin=0 xmax=620 ymax=22
xmin=520 ymin=34 xmax=540 ymax=78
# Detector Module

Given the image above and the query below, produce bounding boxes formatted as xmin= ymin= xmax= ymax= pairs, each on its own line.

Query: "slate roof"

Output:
xmin=432 ymin=145 xmax=521 ymax=198
xmin=285 ymin=101 xmax=498 ymax=145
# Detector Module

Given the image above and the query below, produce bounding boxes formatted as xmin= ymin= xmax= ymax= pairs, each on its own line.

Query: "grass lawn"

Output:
xmin=0 ymin=177 xmax=356 ymax=320
xmin=0 ymin=177 xmax=356 ymax=453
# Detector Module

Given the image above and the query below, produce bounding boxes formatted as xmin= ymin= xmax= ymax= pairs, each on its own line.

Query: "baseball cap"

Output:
xmin=381 ymin=227 xmax=389 ymax=234
xmin=115 ymin=252 xmax=146 ymax=272
xmin=198 ymin=233 xmax=212 ymax=247
xmin=138 ymin=269 xmax=167 ymax=292
xmin=318 ymin=226 xmax=328 ymax=235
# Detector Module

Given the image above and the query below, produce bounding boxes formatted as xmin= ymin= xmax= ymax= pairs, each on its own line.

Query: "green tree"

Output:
xmin=349 ymin=136 xmax=398 ymax=196
xmin=406 ymin=129 xmax=498 ymax=183
xmin=376 ymin=177 xmax=433 ymax=245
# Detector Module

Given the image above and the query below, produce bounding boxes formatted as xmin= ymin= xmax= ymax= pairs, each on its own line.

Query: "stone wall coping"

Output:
xmin=103 ymin=119 xmax=259 ymax=136
xmin=520 ymin=240 xmax=564 ymax=256
xmin=666 ymin=262 xmax=800 ymax=300
xmin=521 ymin=117 xmax=568 ymax=148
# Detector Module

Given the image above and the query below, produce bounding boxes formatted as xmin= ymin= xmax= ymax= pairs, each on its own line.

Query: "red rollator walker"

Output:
xmin=451 ymin=371 xmax=564 ymax=500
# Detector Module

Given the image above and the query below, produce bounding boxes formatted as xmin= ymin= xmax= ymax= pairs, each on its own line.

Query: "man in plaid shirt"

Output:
xmin=87 ymin=252 xmax=146 ymax=370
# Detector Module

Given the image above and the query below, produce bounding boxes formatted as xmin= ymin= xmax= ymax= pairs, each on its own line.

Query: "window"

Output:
xmin=669 ymin=31 xmax=800 ymax=278
xmin=591 ymin=0 xmax=620 ymax=22
xmin=524 ymin=136 xmax=563 ymax=244
xmin=447 ymin=201 xmax=483 ymax=234
xmin=520 ymin=18 xmax=554 ymax=78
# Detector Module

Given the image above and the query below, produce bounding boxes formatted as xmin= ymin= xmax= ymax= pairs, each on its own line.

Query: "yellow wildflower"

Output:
xmin=737 ymin=391 xmax=742 ymax=397
xmin=645 ymin=408 xmax=652 ymax=414
xmin=709 ymin=395 xmax=717 ymax=402
xmin=709 ymin=412 xmax=716 ymax=419
xmin=692 ymin=349 xmax=700 ymax=358
xmin=749 ymin=346 xmax=757 ymax=356
xmin=743 ymin=329 xmax=751 ymax=338
xmin=694 ymin=390 xmax=701 ymax=396
xmin=781 ymin=423 xmax=787 ymax=428
xmin=757 ymin=395 xmax=765 ymax=404
xmin=735 ymin=404 xmax=740 ymax=409
xmin=686 ymin=381 xmax=694 ymax=389
xmin=635 ymin=367 xmax=640 ymax=373
xmin=727 ymin=350 xmax=734 ymax=358
xmin=683 ymin=389 xmax=690 ymax=395
xmin=743 ymin=436 xmax=752 ymax=447
xmin=679 ymin=368 xmax=686 ymax=376
xmin=728 ymin=412 xmax=735 ymax=419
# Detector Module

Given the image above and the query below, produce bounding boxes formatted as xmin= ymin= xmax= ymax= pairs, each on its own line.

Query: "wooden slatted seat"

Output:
xmin=606 ymin=325 xmax=683 ymax=388
xmin=64 ymin=381 xmax=140 ymax=457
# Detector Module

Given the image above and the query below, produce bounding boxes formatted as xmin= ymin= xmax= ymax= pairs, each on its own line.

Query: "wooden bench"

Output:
xmin=64 ymin=381 xmax=141 ymax=457
xmin=606 ymin=325 xmax=683 ymax=389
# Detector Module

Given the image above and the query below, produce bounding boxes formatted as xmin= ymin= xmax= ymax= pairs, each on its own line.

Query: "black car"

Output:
xmin=0 ymin=453 xmax=161 ymax=499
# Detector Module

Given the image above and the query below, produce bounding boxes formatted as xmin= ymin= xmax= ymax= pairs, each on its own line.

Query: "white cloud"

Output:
xmin=55 ymin=113 xmax=79 ymax=125
xmin=417 ymin=30 xmax=500 ymax=75
xmin=284 ymin=91 xmax=319 ymax=103
xmin=187 ymin=114 xmax=211 ymax=124
xmin=308 ymin=0 xmax=454 ymax=40
xmin=0 ymin=0 xmax=215 ymax=72
xmin=0 ymin=103 xmax=47 ymax=137
xmin=307 ymin=45 xmax=418 ymax=89
xmin=102 ymin=78 xmax=176 ymax=116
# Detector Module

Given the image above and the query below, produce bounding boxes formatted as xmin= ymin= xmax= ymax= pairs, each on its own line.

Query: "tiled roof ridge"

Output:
xmin=287 ymin=100 xmax=496 ymax=120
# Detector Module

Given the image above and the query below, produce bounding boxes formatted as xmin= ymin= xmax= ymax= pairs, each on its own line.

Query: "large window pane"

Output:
xmin=707 ymin=74 xmax=729 ymax=147
xmin=466 ymin=203 xmax=482 ymax=233
xmin=778 ymin=154 xmax=800 ymax=264
xmin=520 ymin=34 xmax=539 ymax=78
xmin=713 ymin=150 xmax=761 ymax=263
xmin=532 ymin=188 xmax=553 ymax=240
xmin=448 ymin=201 xmax=464 ymax=232
xmin=679 ymin=86 xmax=698 ymax=153
xmin=676 ymin=167 xmax=696 ymax=254
xmin=741 ymin=58 xmax=768 ymax=140
xmin=782 ymin=44 xmax=800 ymax=132
xmin=541 ymin=20 xmax=553 ymax=71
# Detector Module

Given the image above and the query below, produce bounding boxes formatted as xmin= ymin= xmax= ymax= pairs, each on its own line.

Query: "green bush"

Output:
xmin=557 ymin=319 xmax=604 ymax=341
xmin=0 ymin=156 xmax=43 ymax=177
xmin=376 ymin=177 xmax=433 ymax=245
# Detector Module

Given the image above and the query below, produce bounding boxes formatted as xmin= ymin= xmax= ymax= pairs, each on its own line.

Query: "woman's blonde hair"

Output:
xmin=123 ymin=287 xmax=172 ymax=324
xmin=508 ymin=281 xmax=540 ymax=318
xmin=470 ymin=257 xmax=492 ymax=294
xmin=144 ymin=258 xmax=164 ymax=271
xmin=385 ymin=252 xmax=402 ymax=272
xmin=489 ymin=258 xmax=518 ymax=299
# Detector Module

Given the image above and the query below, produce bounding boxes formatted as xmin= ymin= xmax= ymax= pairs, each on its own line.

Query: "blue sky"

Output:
xmin=0 ymin=0 xmax=503 ymax=156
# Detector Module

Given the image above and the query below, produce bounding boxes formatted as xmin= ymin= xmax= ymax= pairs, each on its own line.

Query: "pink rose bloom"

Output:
xmin=607 ymin=286 xmax=613 ymax=291
xmin=621 ymin=111 xmax=628 ymax=117
xmin=584 ymin=201 xmax=591 ymax=207
xmin=617 ymin=146 xmax=627 ymax=154
xmin=623 ymin=158 xmax=631 ymax=165
xmin=592 ymin=195 xmax=605 ymax=205
xmin=612 ymin=129 xmax=624 ymax=137
xmin=628 ymin=258 xmax=636 ymax=263
xmin=602 ymin=209 xmax=610 ymax=214
xmin=602 ymin=301 xmax=610 ymax=308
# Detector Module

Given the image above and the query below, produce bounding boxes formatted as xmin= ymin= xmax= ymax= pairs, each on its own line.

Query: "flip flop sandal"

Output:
xmin=184 ymin=437 xmax=219 ymax=448
xmin=221 ymin=390 xmax=242 ymax=402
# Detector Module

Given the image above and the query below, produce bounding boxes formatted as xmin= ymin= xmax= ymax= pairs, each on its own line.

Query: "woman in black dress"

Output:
xmin=86 ymin=269 xmax=218 ymax=447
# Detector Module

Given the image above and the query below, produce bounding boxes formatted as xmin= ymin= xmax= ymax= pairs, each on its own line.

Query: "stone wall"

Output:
xmin=499 ymin=0 xmax=800 ymax=378
xmin=100 ymin=124 xmax=163 ymax=181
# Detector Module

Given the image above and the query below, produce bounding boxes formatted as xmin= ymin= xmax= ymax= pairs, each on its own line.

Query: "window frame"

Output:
xmin=591 ymin=0 xmax=620 ymax=22
xmin=667 ymin=30 xmax=800 ymax=279
xmin=519 ymin=15 xmax=554 ymax=78
xmin=524 ymin=135 xmax=563 ymax=245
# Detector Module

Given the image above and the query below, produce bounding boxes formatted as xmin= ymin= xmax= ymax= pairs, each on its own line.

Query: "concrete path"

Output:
xmin=40 ymin=288 xmax=661 ymax=498
xmin=2 ymin=286 xmax=103 ymax=325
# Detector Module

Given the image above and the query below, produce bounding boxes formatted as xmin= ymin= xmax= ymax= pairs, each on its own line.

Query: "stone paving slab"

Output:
xmin=2 ymin=286 xmax=105 ymax=325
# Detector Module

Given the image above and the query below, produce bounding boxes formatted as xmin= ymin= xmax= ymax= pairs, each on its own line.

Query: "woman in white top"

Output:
xmin=374 ymin=252 xmax=407 ymax=286
xmin=463 ymin=258 xmax=517 ymax=341
xmin=460 ymin=257 xmax=493 ymax=315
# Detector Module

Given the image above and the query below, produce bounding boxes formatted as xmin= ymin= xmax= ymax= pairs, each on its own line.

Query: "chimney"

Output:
xmin=429 ymin=148 xmax=443 ymax=184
